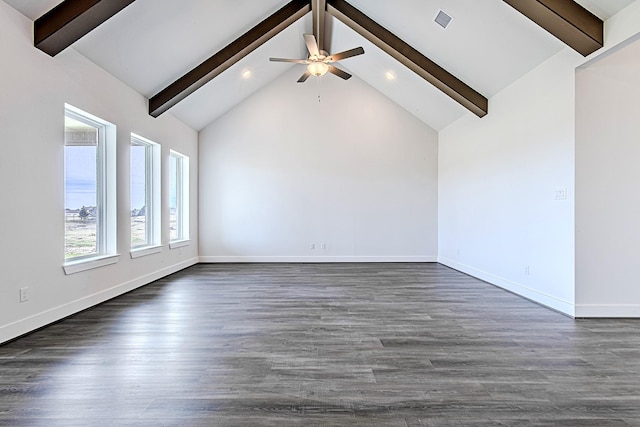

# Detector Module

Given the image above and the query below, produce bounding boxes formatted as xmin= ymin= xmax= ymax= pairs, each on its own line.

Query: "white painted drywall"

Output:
xmin=603 ymin=0 xmax=640 ymax=50
xmin=575 ymin=36 xmax=640 ymax=317
xmin=438 ymin=49 xmax=581 ymax=316
xmin=0 ymin=3 xmax=199 ymax=344
xmin=198 ymin=67 xmax=438 ymax=262
xmin=438 ymin=1 xmax=640 ymax=317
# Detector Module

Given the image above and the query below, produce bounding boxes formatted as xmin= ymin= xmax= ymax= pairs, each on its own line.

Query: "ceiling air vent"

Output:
xmin=434 ymin=10 xmax=453 ymax=29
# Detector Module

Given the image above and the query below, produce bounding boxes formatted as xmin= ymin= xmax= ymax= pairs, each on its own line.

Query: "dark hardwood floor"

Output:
xmin=1 ymin=263 xmax=640 ymax=426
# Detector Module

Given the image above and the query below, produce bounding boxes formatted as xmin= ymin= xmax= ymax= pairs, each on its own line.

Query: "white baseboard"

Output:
xmin=0 ymin=257 xmax=199 ymax=345
xmin=438 ymin=257 xmax=575 ymax=317
xmin=198 ymin=255 xmax=437 ymax=263
xmin=575 ymin=304 xmax=640 ymax=318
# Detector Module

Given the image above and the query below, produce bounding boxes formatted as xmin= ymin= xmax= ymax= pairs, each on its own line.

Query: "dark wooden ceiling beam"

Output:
xmin=35 ymin=0 xmax=136 ymax=57
xmin=503 ymin=0 xmax=603 ymax=56
xmin=326 ymin=0 xmax=487 ymax=118
xmin=149 ymin=0 xmax=311 ymax=118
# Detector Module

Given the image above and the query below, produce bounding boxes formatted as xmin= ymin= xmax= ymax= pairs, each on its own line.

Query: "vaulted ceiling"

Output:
xmin=4 ymin=0 xmax=637 ymax=131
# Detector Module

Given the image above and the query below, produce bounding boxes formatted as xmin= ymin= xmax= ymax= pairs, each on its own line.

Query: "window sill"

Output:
xmin=169 ymin=239 xmax=190 ymax=249
xmin=130 ymin=245 xmax=163 ymax=259
xmin=63 ymin=254 xmax=120 ymax=275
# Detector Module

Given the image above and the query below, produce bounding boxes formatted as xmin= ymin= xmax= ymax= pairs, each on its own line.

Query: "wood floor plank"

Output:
xmin=1 ymin=263 xmax=640 ymax=425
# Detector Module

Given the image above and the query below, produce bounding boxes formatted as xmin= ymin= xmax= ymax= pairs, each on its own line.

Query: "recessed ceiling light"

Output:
xmin=434 ymin=10 xmax=453 ymax=29
xmin=385 ymin=71 xmax=396 ymax=81
xmin=241 ymin=69 xmax=252 ymax=79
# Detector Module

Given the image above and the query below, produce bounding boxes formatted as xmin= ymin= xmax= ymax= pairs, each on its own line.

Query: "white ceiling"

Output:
xmin=574 ymin=0 xmax=636 ymax=19
xmin=3 ymin=0 xmax=637 ymax=131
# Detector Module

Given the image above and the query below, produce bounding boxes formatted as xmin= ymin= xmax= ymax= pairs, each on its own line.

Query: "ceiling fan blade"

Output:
xmin=297 ymin=71 xmax=311 ymax=83
xmin=327 ymin=47 xmax=364 ymax=62
xmin=304 ymin=33 xmax=320 ymax=57
xmin=270 ymin=58 xmax=309 ymax=64
xmin=328 ymin=65 xmax=352 ymax=80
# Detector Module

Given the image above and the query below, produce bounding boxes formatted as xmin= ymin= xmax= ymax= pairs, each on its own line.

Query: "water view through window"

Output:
xmin=130 ymin=142 xmax=147 ymax=247
xmin=169 ymin=154 xmax=178 ymax=241
xmin=130 ymin=134 xmax=160 ymax=250
xmin=64 ymin=115 xmax=99 ymax=259
xmin=169 ymin=150 xmax=189 ymax=242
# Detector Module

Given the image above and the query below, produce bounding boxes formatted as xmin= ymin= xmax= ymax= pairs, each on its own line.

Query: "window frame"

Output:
xmin=169 ymin=150 xmax=190 ymax=247
xmin=63 ymin=104 xmax=118 ymax=274
xmin=130 ymin=133 xmax=161 ymax=257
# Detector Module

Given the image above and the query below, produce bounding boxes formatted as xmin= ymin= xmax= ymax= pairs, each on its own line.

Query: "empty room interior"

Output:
xmin=2 ymin=0 xmax=640 ymax=424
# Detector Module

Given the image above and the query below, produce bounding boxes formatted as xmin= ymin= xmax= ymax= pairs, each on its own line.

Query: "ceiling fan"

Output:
xmin=270 ymin=33 xmax=364 ymax=83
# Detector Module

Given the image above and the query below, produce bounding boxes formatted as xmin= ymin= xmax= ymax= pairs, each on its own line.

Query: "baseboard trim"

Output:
xmin=0 ymin=257 xmax=199 ymax=345
xmin=198 ymin=256 xmax=437 ymax=263
xmin=575 ymin=304 xmax=640 ymax=318
xmin=438 ymin=257 xmax=575 ymax=317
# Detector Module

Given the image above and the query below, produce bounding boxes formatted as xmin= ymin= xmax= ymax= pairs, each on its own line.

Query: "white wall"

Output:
xmin=438 ymin=0 xmax=640 ymax=317
xmin=575 ymin=36 xmax=640 ymax=317
xmin=438 ymin=48 xmax=581 ymax=316
xmin=199 ymin=67 xmax=438 ymax=262
xmin=0 ymin=3 xmax=198 ymax=344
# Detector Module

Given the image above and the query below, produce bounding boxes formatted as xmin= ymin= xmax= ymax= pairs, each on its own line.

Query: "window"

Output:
xmin=130 ymin=134 xmax=161 ymax=256
xmin=64 ymin=105 xmax=117 ymax=274
xmin=169 ymin=150 xmax=189 ymax=246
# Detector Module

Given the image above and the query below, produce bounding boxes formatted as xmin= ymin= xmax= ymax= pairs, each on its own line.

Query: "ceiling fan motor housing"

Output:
xmin=269 ymin=34 xmax=364 ymax=82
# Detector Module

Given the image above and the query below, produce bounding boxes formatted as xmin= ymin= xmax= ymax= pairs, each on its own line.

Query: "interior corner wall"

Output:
xmin=0 ymin=3 xmax=198 ymax=344
xmin=438 ymin=49 xmax=580 ymax=316
xmin=198 ymin=67 xmax=439 ymax=262
xmin=575 ymin=36 xmax=640 ymax=317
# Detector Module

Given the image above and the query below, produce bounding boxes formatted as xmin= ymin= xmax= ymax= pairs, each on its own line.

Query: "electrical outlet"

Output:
xmin=19 ymin=287 xmax=29 ymax=303
xmin=310 ymin=243 xmax=316 ymax=250
xmin=525 ymin=265 xmax=530 ymax=276
xmin=554 ymin=187 xmax=567 ymax=200
xmin=321 ymin=243 xmax=327 ymax=250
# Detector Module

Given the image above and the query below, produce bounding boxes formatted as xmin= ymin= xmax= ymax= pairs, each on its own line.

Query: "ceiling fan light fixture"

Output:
xmin=270 ymin=33 xmax=362 ymax=83
xmin=307 ymin=61 xmax=329 ymax=76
